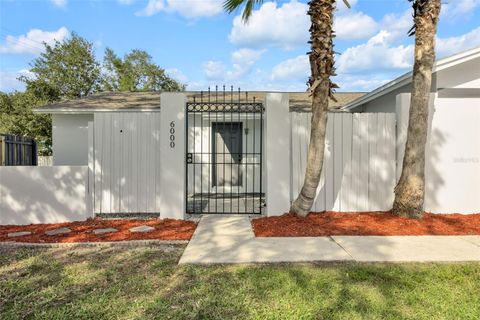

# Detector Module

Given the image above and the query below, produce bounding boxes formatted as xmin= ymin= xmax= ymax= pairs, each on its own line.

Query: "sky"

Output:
xmin=1 ymin=0 xmax=480 ymax=93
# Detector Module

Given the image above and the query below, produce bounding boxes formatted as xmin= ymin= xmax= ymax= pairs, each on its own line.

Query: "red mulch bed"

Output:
xmin=0 ymin=218 xmax=196 ymax=243
xmin=252 ymin=212 xmax=480 ymax=237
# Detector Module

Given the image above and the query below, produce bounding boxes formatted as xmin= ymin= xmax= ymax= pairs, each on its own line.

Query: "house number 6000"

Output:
xmin=169 ymin=121 xmax=175 ymax=148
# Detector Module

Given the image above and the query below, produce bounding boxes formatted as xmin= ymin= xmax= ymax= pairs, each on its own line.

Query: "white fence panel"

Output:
xmin=291 ymin=112 xmax=396 ymax=212
xmin=93 ymin=112 xmax=161 ymax=214
xmin=37 ymin=156 xmax=53 ymax=166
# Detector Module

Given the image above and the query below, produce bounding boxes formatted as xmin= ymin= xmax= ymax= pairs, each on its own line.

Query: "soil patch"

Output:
xmin=0 ymin=218 xmax=196 ymax=243
xmin=252 ymin=212 xmax=480 ymax=237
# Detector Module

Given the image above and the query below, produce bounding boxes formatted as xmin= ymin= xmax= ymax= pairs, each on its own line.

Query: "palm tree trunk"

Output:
xmin=392 ymin=0 xmax=441 ymax=219
xmin=290 ymin=0 xmax=336 ymax=217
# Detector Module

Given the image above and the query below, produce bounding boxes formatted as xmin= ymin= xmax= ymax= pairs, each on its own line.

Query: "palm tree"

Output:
xmin=224 ymin=0 xmax=349 ymax=217
xmin=393 ymin=0 xmax=441 ymax=219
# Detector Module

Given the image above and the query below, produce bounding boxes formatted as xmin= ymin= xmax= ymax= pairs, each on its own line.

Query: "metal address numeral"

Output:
xmin=169 ymin=121 xmax=175 ymax=148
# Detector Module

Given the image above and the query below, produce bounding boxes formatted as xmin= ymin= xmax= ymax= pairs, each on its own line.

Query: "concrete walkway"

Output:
xmin=179 ymin=215 xmax=480 ymax=264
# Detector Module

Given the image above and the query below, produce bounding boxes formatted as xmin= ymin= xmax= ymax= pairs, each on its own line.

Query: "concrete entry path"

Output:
xmin=332 ymin=236 xmax=480 ymax=262
xmin=179 ymin=215 xmax=480 ymax=264
xmin=179 ymin=215 xmax=352 ymax=264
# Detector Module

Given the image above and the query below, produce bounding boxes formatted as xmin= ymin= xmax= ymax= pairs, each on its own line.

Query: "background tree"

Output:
xmin=2 ymin=33 xmax=182 ymax=155
xmin=21 ymin=33 xmax=101 ymax=99
xmin=393 ymin=0 xmax=441 ymax=218
xmin=0 ymin=91 xmax=52 ymax=155
xmin=102 ymin=48 xmax=185 ymax=92
xmin=224 ymin=0 xmax=349 ymax=217
xmin=2 ymin=33 xmax=101 ymax=154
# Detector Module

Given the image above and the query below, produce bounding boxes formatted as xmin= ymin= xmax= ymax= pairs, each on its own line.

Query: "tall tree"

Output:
xmin=224 ymin=0 xmax=349 ymax=216
xmin=0 ymin=91 xmax=52 ymax=155
xmin=21 ymin=33 xmax=101 ymax=99
xmin=8 ymin=33 xmax=101 ymax=154
xmin=393 ymin=0 xmax=441 ymax=219
xmin=102 ymin=48 xmax=185 ymax=92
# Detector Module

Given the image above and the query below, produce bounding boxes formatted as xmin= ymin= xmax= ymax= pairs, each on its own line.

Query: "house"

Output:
xmin=33 ymin=91 xmax=364 ymax=218
xmin=343 ymin=46 xmax=480 ymax=213
xmin=2 ymin=47 xmax=477 ymax=225
xmin=36 ymin=91 xmax=364 ymax=167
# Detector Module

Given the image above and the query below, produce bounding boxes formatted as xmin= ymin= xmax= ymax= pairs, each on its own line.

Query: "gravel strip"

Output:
xmin=0 ymin=239 xmax=188 ymax=248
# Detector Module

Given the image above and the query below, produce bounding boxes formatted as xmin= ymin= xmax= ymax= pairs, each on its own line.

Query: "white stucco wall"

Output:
xmin=52 ymin=114 xmax=93 ymax=166
xmin=265 ymin=93 xmax=290 ymax=215
xmin=426 ymin=96 xmax=480 ymax=213
xmin=159 ymin=93 xmax=186 ymax=219
xmin=0 ymin=166 xmax=89 ymax=225
xmin=396 ymin=93 xmax=480 ymax=213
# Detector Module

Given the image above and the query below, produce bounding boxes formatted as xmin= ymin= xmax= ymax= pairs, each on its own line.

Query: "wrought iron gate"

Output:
xmin=186 ymin=87 xmax=264 ymax=214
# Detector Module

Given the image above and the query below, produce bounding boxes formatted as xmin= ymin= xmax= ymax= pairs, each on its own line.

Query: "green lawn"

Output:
xmin=1 ymin=245 xmax=479 ymax=320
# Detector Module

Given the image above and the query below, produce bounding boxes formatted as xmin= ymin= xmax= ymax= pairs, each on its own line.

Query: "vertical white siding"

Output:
xmin=291 ymin=112 xmax=396 ymax=212
xmin=93 ymin=112 xmax=161 ymax=214
xmin=87 ymin=121 xmax=94 ymax=216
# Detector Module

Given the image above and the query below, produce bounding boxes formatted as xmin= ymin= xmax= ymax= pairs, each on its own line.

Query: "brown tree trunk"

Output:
xmin=290 ymin=0 xmax=336 ymax=217
xmin=392 ymin=0 xmax=441 ymax=219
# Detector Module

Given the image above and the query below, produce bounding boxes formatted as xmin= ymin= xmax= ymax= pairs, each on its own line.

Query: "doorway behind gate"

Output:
xmin=185 ymin=93 xmax=264 ymax=214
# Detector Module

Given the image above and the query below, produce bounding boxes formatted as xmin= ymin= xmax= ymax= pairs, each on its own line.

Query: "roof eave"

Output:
xmin=342 ymin=46 xmax=480 ymax=111
xmin=343 ymin=72 xmax=412 ymax=111
xmin=34 ymin=108 xmax=161 ymax=114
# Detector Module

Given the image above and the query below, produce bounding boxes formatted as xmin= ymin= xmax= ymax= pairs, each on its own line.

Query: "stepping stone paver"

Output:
xmin=92 ymin=228 xmax=118 ymax=235
xmin=45 ymin=227 xmax=71 ymax=236
xmin=129 ymin=225 xmax=155 ymax=233
xmin=8 ymin=231 xmax=32 ymax=238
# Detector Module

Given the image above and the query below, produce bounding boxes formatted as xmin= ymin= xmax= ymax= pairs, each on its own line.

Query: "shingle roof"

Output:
xmin=35 ymin=91 xmax=366 ymax=113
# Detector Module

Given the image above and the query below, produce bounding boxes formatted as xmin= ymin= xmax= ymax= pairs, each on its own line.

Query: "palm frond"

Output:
xmin=223 ymin=0 xmax=264 ymax=22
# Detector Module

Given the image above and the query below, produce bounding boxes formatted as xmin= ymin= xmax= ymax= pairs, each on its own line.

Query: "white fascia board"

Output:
xmin=433 ymin=47 xmax=480 ymax=73
xmin=343 ymin=46 xmax=480 ymax=111
xmin=33 ymin=108 xmax=161 ymax=114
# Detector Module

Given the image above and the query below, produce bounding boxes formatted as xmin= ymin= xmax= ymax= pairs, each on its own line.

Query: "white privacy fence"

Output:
xmin=291 ymin=112 xmax=396 ymax=212
xmin=92 ymin=112 xmax=161 ymax=214
xmin=91 ymin=111 xmax=396 ymax=215
xmin=37 ymin=156 xmax=53 ymax=166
